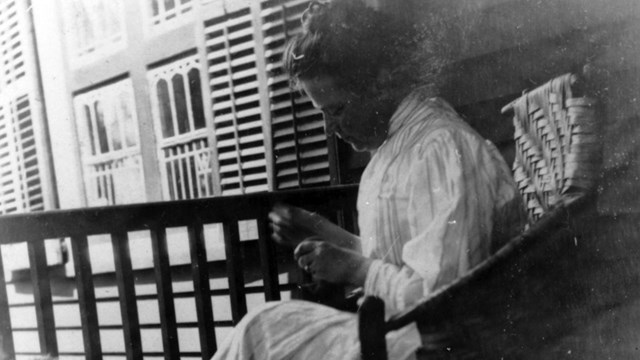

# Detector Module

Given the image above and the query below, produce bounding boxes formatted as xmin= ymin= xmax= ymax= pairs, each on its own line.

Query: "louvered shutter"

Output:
xmin=204 ymin=6 xmax=270 ymax=195
xmin=260 ymin=0 xmax=334 ymax=189
xmin=0 ymin=95 xmax=44 ymax=214
xmin=0 ymin=0 xmax=45 ymax=214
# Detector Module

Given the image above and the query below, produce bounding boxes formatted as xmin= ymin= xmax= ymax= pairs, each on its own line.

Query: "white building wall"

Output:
xmin=32 ymin=0 xmax=86 ymax=209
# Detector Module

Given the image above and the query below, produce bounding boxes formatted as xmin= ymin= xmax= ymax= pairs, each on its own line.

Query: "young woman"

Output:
xmin=212 ymin=1 xmax=526 ymax=359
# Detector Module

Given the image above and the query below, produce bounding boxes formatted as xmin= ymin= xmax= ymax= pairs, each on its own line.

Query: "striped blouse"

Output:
xmin=359 ymin=93 xmax=526 ymax=315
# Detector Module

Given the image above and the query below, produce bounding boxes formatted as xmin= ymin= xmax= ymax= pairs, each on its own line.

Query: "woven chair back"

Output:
xmin=505 ymin=73 xmax=602 ymax=224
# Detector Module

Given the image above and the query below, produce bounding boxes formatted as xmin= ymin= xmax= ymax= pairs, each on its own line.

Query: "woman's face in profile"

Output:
xmin=300 ymin=75 xmax=395 ymax=152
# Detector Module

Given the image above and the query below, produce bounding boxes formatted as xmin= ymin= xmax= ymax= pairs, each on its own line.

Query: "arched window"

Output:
xmin=84 ymin=104 xmax=96 ymax=155
xmin=109 ymin=104 xmax=123 ymax=151
xmin=164 ymin=0 xmax=175 ymax=12
xmin=120 ymin=92 xmax=137 ymax=147
xmin=73 ymin=79 xmax=145 ymax=206
xmin=157 ymin=79 xmax=173 ymax=138
xmin=188 ymin=68 xmax=205 ymax=130
xmin=172 ymin=74 xmax=189 ymax=135
xmin=94 ymin=101 xmax=109 ymax=154
xmin=151 ymin=0 xmax=160 ymax=17
xmin=148 ymin=57 xmax=213 ymax=200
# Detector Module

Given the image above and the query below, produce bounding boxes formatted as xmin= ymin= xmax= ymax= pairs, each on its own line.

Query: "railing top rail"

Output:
xmin=0 ymin=184 xmax=359 ymax=244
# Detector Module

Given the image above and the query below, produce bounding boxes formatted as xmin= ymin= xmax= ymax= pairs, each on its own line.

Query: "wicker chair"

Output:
xmin=359 ymin=72 xmax=603 ymax=360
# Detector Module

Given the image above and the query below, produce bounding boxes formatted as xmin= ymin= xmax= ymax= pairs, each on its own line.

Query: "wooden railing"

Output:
xmin=0 ymin=185 xmax=358 ymax=359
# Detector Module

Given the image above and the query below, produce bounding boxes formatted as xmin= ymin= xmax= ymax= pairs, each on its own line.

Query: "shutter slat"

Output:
xmin=227 ymin=26 xmax=254 ymax=41
xmin=300 ymin=148 xmax=329 ymax=159
xmin=244 ymin=172 xmax=268 ymax=182
xmin=241 ymin=145 xmax=266 ymax=156
xmin=231 ymin=67 xmax=259 ymax=81
xmin=239 ymin=133 xmax=265 ymax=144
xmin=221 ymin=176 xmax=241 ymax=185
xmin=213 ymin=113 xmax=235 ymax=124
xmin=242 ymin=158 xmax=267 ymax=169
xmin=298 ymin=133 xmax=328 ymax=145
xmin=236 ymin=106 xmax=261 ymax=119
xmin=232 ymin=80 xmax=260 ymax=95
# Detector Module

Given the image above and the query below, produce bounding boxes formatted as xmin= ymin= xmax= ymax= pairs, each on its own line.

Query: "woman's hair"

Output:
xmin=283 ymin=0 xmax=448 ymax=96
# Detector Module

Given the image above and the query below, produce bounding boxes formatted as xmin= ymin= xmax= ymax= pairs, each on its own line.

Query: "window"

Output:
xmin=73 ymin=79 xmax=145 ymax=206
xmin=148 ymin=55 xmax=213 ymax=200
xmin=62 ymin=0 xmax=126 ymax=64
xmin=143 ymin=0 xmax=195 ymax=33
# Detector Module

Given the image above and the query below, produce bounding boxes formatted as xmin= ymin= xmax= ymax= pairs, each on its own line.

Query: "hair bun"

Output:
xmin=302 ymin=0 xmax=331 ymax=26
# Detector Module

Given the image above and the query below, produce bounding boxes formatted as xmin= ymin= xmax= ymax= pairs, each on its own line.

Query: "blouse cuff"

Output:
xmin=363 ymin=259 xmax=385 ymax=297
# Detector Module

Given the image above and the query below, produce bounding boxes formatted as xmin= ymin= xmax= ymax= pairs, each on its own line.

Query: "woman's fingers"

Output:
xmin=293 ymin=239 xmax=320 ymax=260
xmin=270 ymin=222 xmax=298 ymax=247
xmin=269 ymin=204 xmax=324 ymax=247
xmin=297 ymin=253 xmax=313 ymax=270
xmin=294 ymin=239 xmax=324 ymax=274
xmin=271 ymin=204 xmax=324 ymax=231
xmin=270 ymin=204 xmax=294 ymax=223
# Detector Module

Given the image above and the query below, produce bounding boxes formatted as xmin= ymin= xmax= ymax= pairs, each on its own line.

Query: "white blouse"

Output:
xmin=359 ymin=94 xmax=526 ymax=314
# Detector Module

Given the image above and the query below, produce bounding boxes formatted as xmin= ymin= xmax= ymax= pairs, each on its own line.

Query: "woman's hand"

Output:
xmin=269 ymin=204 xmax=327 ymax=248
xmin=294 ymin=237 xmax=372 ymax=287
xmin=269 ymin=203 xmax=362 ymax=251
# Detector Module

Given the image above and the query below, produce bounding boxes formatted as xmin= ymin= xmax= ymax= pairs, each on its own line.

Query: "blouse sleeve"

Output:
xmin=363 ymin=129 xmax=498 ymax=312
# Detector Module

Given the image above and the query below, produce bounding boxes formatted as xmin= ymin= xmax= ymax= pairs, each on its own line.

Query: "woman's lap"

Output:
xmin=212 ymin=300 xmax=420 ymax=360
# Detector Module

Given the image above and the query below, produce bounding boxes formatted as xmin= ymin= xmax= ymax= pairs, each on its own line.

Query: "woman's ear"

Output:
xmin=375 ymin=67 xmax=393 ymax=90
xmin=372 ymin=67 xmax=401 ymax=102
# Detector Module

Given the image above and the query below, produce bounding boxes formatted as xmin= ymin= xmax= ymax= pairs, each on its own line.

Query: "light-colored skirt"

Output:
xmin=212 ymin=300 xmax=420 ymax=360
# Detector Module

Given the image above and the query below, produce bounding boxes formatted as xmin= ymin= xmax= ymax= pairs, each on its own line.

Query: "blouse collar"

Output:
xmin=385 ymin=92 xmax=457 ymax=140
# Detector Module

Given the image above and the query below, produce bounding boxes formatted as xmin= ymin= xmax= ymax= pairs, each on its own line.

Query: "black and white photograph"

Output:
xmin=0 ymin=0 xmax=639 ymax=359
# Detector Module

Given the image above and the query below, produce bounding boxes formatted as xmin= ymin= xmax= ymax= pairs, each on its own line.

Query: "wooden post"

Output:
xmin=112 ymin=232 xmax=142 ymax=360
xmin=151 ymin=225 xmax=179 ymax=359
xmin=28 ymin=239 xmax=58 ymax=357
xmin=70 ymin=235 xmax=102 ymax=359
xmin=188 ymin=220 xmax=217 ymax=359
xmin=0 ymin=246 xmax=15 ymax=359
xmin=359 ymin=296 xmax=387 ymax=360
xmin=257 ymin=216 xmax=281 ymax=301
xmin=223 ymin=221 xmax=247 ymax=323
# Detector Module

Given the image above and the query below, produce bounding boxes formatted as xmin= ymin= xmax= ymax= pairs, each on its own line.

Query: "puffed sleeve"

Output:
xmin=363 ymin=129 xmax=499 ymax=312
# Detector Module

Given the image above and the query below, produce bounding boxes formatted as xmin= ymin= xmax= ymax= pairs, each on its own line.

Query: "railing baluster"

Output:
xmin=257 ymin=217 xmax=280 ymax=301
xmin=0 ymin=246 xmax=15 ymax=359
xmin=112 ymin=231 xmax=142 ymax=360
xmin=70 ymin=235 xmax=102 ymax=359
xmin=27 ymin=239 xmax=58 ymax=357
xmin=222 ymin=221 xmax=247 ymax=323
xmin=150 ymin=225 xmax=179 ymax=359
xmin=188 ymin=220 xmax=217 ymax=359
